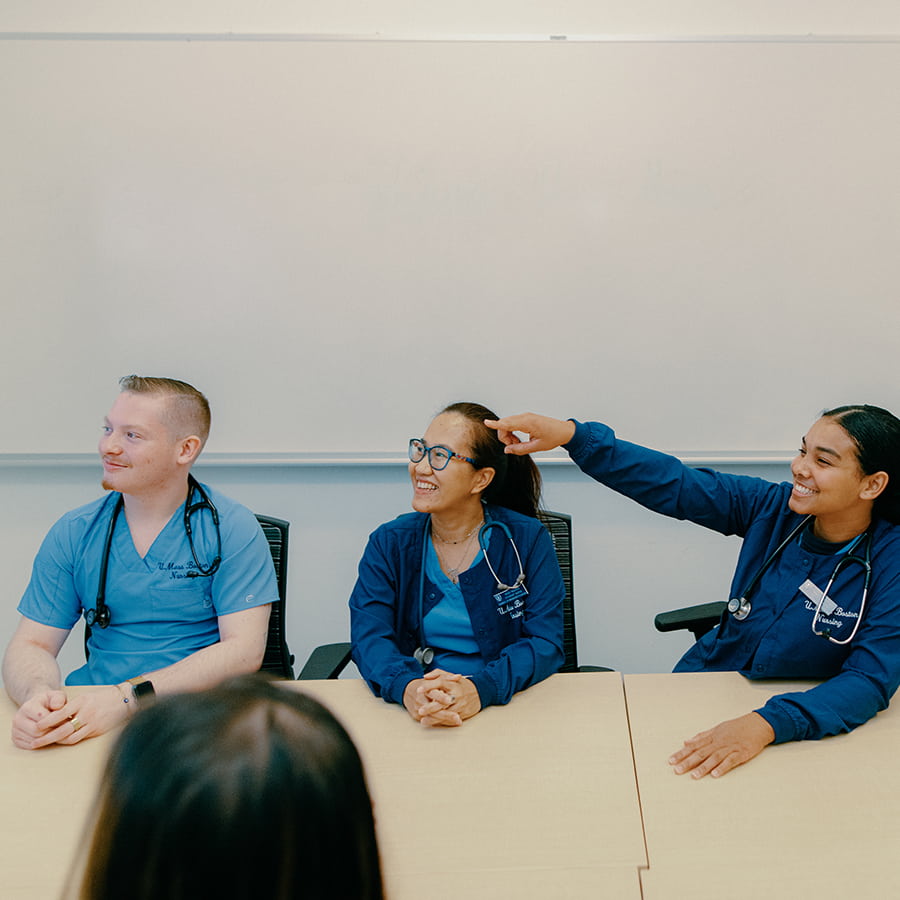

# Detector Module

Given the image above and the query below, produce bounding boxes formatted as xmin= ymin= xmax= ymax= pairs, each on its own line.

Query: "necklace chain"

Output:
xmin=432 ymin=519 xmax=482 ymax=583
xmin=432 ymin=518 xmax=482 ymax=545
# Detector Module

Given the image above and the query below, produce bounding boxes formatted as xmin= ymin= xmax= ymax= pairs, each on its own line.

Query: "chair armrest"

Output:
xmin=654 ymin=601 xmax=727 ymax=641
xmin=297 ymin=642 xmax=353 ymax=680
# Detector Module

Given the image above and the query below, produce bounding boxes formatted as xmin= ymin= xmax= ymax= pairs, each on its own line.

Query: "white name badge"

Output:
xmin=800 ymin=578 xmax=837 ymax=616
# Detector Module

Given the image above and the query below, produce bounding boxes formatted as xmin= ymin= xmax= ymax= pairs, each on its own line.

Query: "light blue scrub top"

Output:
xmin=18 ymin=486 xmax=278 ymax=685
xmin=422 ymin=530 xmax=489 ymax=675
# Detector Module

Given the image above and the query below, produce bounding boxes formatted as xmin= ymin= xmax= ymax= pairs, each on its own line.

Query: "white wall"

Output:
xmin=1 ymin=4 xmax=898 ymax=685
xmin=2 ymin=38 xmax=899 ymax=455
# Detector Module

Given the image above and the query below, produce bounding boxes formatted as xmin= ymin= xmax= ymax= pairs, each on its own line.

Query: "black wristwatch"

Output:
xmin=128 ymin=677 xmax=156 ymax=706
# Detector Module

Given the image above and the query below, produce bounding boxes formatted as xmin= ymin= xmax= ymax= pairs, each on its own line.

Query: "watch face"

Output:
xmin=133 ymin=680 xmax=156 ymax=702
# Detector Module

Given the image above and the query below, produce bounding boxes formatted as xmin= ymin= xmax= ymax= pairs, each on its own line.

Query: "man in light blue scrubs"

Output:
xmin=2 ymin=376 xmax=277 ymax=750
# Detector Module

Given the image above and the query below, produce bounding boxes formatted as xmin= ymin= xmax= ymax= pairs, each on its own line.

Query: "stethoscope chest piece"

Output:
xmin=727 ymin=596 xmax=751 ymax=621
xmin=84 ymin=605 xmax=111 ymax=629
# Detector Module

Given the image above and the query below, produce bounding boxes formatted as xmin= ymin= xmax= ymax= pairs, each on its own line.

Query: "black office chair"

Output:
xmin=537 ymin=510 xmax=609 ymax=673
xmin=255 ymin=514 xmax=295 ymax=679
xmin=297 ymin=509 xmax=609 ymax=679
xmin=84 ymin=513 xmax=295 ymax=679
xmin=653 ymin=601 xmax=727 ymax=641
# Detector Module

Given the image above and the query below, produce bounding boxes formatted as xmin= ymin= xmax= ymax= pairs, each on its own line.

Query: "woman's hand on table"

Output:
xmin=669 ymin=712 xmax=775 ymax=779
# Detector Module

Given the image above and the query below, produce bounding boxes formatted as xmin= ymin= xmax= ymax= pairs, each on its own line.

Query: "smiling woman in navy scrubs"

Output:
xmin=487 ymin=405 xmax=900 ymax=777
xmin=349 ymin=402 xmax=565 ymax=727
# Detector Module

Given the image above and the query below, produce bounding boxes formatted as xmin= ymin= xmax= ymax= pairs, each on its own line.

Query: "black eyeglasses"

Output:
xmin=408 ymin=438 xmax=475 ymax=471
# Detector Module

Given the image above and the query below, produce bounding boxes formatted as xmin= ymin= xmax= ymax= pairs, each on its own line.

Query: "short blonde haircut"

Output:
xmin=118 ymin=375 xmax=211 ymax=447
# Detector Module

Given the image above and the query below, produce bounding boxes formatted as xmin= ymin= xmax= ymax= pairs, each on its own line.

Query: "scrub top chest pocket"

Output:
xmin=150 ymin=564 xmax=214 ymax=619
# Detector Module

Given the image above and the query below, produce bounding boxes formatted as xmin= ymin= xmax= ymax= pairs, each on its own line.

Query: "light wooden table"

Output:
xmin=625 ymin=672 xmax=900 ymax=899
xmin=1 ymin=672 xmax=645 ymax=899
xmin=299 ymin=674 xmax=645 ymax=899
xmin=21 ymin=671 xmax=899 ymax=898
xmin=0 ymin=706 xmax=116 ymax=900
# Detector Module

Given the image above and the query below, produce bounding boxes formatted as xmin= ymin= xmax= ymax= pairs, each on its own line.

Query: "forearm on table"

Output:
xmin=758 ymin=672 xmax=891 ymax=743
xmin=139 ymin=608 xmax=270 ymax=695
xmin=138 ymin=637 xmax=260 ymax=695
xmin=2 ymin=638 xmax=63 ymax=705
xmin=474 ymin=637 xmax=561 ymax=707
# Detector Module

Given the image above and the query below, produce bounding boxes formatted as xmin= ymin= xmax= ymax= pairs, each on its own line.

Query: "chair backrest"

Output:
xmin=86 ymin=514 xmax=296 ymax=679
xmin=536 ymin=510 xmax=579 ymax=673
xmin=255 ymin=514 xmax=295 ymax=679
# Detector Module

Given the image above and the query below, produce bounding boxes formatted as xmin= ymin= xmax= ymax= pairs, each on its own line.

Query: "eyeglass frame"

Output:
xmin=408 ymin=438 xmax=476 ymax=471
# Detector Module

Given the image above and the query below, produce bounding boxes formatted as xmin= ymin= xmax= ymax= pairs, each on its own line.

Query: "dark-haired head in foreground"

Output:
xmin=77 ymin=675 xmax=383 ymax=900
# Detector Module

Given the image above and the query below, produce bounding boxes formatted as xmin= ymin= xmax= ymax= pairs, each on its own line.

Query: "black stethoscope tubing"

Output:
xmin=726 ymin=513 xmax=874 ymax=644
xmin=413 ymin=512 xmax=526 ymax=668
xmin=727 ymin=516 xmax=812 ymax=621
xmin=85 ymin=475 xmax=221 ymax=629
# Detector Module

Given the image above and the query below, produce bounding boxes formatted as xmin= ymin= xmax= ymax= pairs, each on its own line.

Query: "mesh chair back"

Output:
xmin=537 ymin=510 xmax=578 ymax=673
xmin=255 ymin=514 xmax=295 ymax=679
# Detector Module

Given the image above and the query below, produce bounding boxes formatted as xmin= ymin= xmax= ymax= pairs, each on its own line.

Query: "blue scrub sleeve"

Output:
xmin=350 ymin=528 xmax=425 ymax=705
xmin=564 ymin=420 xmax=775 ymax=537
xmin=18 ymin=517 xmax=84 ymax=630
xmin=756 ymin=561 xmax=900 ymax=742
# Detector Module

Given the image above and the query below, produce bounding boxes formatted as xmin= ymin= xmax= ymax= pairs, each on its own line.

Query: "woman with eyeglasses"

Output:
xmin=349 ymin=402 xmax=565 ymax=727
xmin=486 ymin=405 xmax=900 ymax=778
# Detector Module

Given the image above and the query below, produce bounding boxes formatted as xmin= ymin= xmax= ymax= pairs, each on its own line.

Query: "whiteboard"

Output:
xmin=2 ymin=39 xmax=898 ymax=455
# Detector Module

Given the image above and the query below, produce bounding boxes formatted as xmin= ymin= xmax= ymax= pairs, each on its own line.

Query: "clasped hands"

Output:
xmin=403 ymin=669 xmax=481 ymax=727
xmin=11 ymin=685 xmax=130 ymax=750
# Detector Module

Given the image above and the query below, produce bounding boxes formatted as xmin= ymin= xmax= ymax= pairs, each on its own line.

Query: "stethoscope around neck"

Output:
xmin=726 ymin=514 xmax=874 ymax=645
xmin=84 ymin=475 xmax=222 ymax=629
xmin=413 ymin=512 xmax=526 ymax=668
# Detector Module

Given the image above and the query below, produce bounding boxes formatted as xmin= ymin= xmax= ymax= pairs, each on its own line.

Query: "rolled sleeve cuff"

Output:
xmin=754 ymin=704 xmax=797 ymax=745
xmin=384 ymin=669 xmax=419 ymax=706
xmin=562 ymin=419 xmax=592 ymax=457
xmin=468 ymin=671 xmax=496 ymax=708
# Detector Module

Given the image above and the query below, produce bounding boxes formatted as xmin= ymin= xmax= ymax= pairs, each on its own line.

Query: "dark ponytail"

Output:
xmin=441 ymin=402 xmax=542 ymax=518
xmin=824 ymin=404 xmax=900 ymax=525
